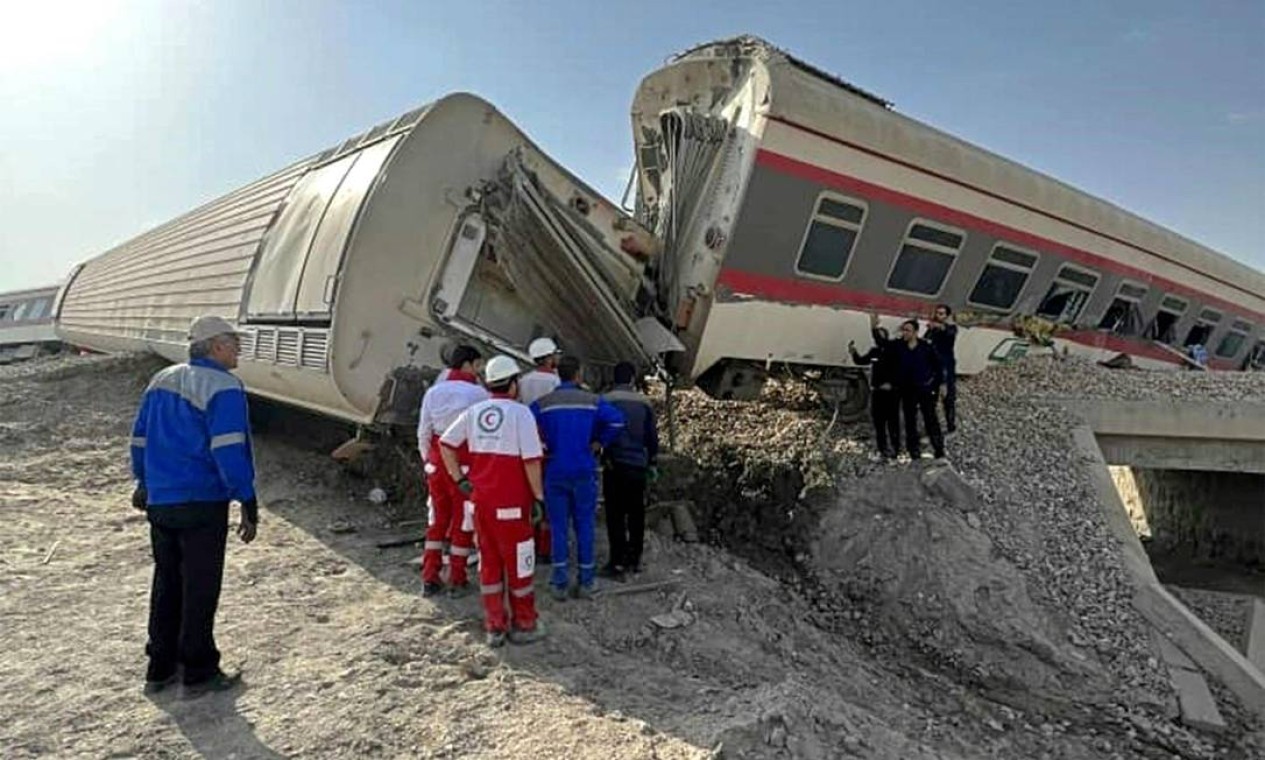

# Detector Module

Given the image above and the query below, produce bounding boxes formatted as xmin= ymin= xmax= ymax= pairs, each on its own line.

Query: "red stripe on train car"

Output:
xmin=711 ymin=267 xmax=1249 ymax=368
xmin=753 ymin=148 xmax=1265 ymax=324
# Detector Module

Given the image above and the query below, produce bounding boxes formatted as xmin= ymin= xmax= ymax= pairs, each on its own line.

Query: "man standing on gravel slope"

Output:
xmin=129 ymin=315 xmax=257 ymax=698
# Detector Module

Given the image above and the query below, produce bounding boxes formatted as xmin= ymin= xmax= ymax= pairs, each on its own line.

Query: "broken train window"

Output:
xmin=1036 ymin=265 xmax=1098 ymax=323
xmin=1097 ymin=281 xmax=1148 ymax=337
xmin=1146 ymin=295 xmax=1187 ymax=344
xmin=1183 ymin=307 xmax=1222 ymax=348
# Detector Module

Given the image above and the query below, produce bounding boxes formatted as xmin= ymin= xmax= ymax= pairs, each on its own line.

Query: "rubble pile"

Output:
xmin=656 ymin=356 xmax=1265 ymax=754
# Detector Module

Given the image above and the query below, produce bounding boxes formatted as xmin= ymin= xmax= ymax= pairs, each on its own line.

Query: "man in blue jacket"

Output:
xmin=600 ymin=362 xmax=659 ymax=579
xmin=530 ymin=355 xmax=624 ymax=600
xmin=130 ymin=315 xmax=258 ymax=697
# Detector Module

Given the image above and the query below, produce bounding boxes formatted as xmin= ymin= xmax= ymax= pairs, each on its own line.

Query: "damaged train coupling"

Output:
xmin=354 ymin=147 xmax=685 ymax=459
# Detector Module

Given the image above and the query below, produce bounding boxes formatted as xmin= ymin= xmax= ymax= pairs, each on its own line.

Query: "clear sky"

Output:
xmin=1 ymin=0 xmax=1262 ymax=292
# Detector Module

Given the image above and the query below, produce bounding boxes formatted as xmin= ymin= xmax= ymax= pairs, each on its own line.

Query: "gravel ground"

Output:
xmin=2 ymin=352 xmax=1262 ymax=758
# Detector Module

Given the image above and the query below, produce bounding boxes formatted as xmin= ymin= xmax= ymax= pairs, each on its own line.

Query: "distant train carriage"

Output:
xmin=56 ymin=93 xmax=662 ymax=426
xmin=628 ymin=37 xmax=1265 ymax=410
xmin=0 ymin=285 xmax=62 ymax=363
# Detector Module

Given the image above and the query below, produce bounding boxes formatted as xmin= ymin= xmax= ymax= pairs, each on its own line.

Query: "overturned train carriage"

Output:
xmin=0 ymin=285 xmax=61 ymax=363
xmin=56 ymin=93 xmax=663 ymax=426
xmin=630 ymin=37 xmax=1265 ymax=407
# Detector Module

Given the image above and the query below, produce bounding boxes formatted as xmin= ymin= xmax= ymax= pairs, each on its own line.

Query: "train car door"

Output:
xmin=243 ymin=136 xmax=401 ymax=324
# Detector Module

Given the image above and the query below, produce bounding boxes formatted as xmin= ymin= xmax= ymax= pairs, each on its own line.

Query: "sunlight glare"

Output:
xmin=0 ymin=0 xmax=123 ymax=70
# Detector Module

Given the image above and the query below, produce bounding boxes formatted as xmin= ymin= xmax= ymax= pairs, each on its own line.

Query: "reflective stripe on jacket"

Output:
xmin=530 ymin=382 xmax=625 ymax=479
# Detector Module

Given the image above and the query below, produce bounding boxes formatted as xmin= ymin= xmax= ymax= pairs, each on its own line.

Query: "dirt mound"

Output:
xmin=810 ymin=467 xmax=1110 ymax=710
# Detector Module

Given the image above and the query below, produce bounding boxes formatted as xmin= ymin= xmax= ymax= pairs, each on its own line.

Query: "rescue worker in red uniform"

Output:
xmin=440 ymin=355 xmax=547 ymax=647
xmin=416 ymin=345 xmax=489 ymax=597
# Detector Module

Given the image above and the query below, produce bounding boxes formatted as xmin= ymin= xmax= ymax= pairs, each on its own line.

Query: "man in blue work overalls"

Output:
xmin=530 ymin=356 xmax=625 ymax=600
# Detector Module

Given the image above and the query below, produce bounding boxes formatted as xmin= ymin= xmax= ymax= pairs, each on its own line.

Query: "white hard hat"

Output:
xmin=528 ymin=337 xmax=561 ymax=360
xmin=484 ymin=355 xmax=521 ymax=385
xmin=188 ymin=315 xmax=240 ymax=343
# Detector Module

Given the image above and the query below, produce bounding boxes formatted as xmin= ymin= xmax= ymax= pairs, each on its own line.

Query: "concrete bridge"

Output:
xmin=1063 ymin=398 xmax=1265 ymax=726
xmin=1065 ymin=399 xmax=1265 ymax=474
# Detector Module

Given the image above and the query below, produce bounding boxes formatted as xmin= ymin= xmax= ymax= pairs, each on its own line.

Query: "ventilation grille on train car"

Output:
xmin=300 ymin=331 xmax=329 ymax=371
xmin=238 ymin=326 xmax=329 ymax=373
xmin=276 ymin=330 xmax=300 ymax=366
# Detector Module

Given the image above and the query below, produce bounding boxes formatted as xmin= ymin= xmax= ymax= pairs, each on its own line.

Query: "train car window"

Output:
xmin=967 ymin=244 xmax=1038 ymax=311
xmin=1098 ymin=281 xmax=1148 ymax=336
xmin=794 ymin=193 xmax=867 ymax=280
xmin=25 ymin=299 xmax=49 ymax=320
xmin=1249 ymin=341 xmax=1265 ymax=371
xmin=10 ymin=301 xmax=30 ymax=321
xmin=1036 ymin=265 xmax=1098 ymax=323
xmin=885 ymin=219 xmax=964 ymax=296
xmin=1183 ymin=308 xmax=1222 ymax=348
xmin=0 ymin=303 xmax=10 ymax=320
xmin=1215 ymin=319 xmax=1253 ymax=358
xmin=1145 ymin=295 xmax=1187 ymax=344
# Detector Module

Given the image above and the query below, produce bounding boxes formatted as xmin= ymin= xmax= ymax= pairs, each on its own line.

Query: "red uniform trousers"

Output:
xmin=535 ymin=520 xmax=551 ymax=559
xmin=475 ymin=502 xmax=538 ymax=633
xmin=421 ymin=458 xmax=475 ymax=586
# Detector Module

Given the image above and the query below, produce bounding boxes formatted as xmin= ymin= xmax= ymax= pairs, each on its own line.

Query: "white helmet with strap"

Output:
xmin=483 ymin=354 xmax=521 ymax=385
xmin=528 ymin=337 xmax=560 ymax=361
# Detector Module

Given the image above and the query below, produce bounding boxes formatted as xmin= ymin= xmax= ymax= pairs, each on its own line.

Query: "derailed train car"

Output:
xmin=0 ymin=285 xmax=61 ymax=363
xmin=56 ymin=93 xmax=664 ymax=426
xmin=629 ymin=37 xmax=1265 ymax=410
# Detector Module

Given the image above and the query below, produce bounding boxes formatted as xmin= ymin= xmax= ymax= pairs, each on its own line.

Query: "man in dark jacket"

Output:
xmin=130 ymin=315 xmax=258 ymax=697
xmin=849 ymin=314 xmax=901 ymax=459
xmin=893 ymin=319 xmax=946 ymax=461
xmin=925 ymin=304 xmax=959 ymax=433
xmin=599 ymin=362 xmax=660 ymax=579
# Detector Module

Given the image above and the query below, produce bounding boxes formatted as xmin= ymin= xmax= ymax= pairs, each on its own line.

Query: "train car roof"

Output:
xmin=671 ymin=36 xmax=1265 ymax=300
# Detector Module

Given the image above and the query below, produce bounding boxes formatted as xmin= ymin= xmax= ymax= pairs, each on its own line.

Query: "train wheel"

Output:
xmin=815 ymin=370 xmax=869 ymax=422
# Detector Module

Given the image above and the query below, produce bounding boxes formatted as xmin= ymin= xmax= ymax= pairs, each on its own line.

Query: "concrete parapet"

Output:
xmin=1058 ymin=399 xmax=1265 ymax=442
xmin=1070 ymin=426 xmax=1158 ymax=585
xmin=1059 ymin=399 xmax=1265 ymax=474
xmin=1133 ymin=583 xmax=1265 ymax=720
xmin=1249 ymin=600 xmax=1265 ymax=675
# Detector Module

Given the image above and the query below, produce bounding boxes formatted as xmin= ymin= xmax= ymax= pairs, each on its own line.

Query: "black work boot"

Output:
xmin=183 ymin=669 xmax=242 ymax=699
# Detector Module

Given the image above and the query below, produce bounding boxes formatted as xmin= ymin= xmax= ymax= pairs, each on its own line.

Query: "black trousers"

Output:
xmin=942 ymin=370 xmax=958 ymax=433
xmin=870 ymin=387 xmax=901 ymax=456
xmin=602 ymin=464 xmax=647 ymax=570
xmin=146 ymin=502 xmax=229 ymax=684
xmin=902 ymin=388 xmax=946 ymax=459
